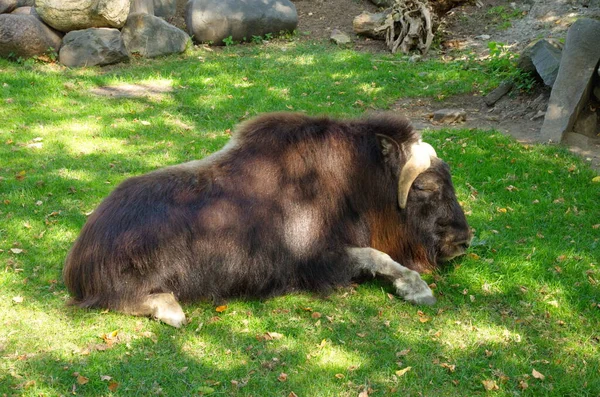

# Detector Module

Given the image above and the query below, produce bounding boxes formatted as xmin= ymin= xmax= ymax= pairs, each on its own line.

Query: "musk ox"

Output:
xmin=63 ymin=112 xmax=472 ymax=327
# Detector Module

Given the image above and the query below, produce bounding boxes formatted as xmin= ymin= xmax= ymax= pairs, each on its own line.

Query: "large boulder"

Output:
xmin=0 ymin=13 xmax=62 ymax=59
xmin=59 ymin=28 xmax=128 ymax=67
xmin=10 ymin=5 xmax=38 ymax=15
xmin=540 ymin=18 xmax=600 ymax=143
xmin=153 ymin=0 xmax=176 ymax=19
xmin=121 ymin=13 xmax=189 ymax=58
xmin=35 ymin=0 xmax=130 ymax=32
xmin=0 ymin=0 xmax=33 ymax=14
xmin=353 ymin=11 xmax=388 ymax=39
xmin=518 ymin=39 xmax=563 ymax=87
xmin=185 ymin=0 xmax=298 ymax=45
xmin=130 ymin=0 xmax=154 ymax=14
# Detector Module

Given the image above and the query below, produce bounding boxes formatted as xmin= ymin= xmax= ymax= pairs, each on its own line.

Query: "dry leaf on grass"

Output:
xmin=215 ymin=305 xmax=227 ymax=313
xmin=76 ymin=374 xmax=89 ymax=385
xmin=395 ymin=366 xmax=412 ymax=377
xmin=482 ymin=379 xmax=499 ymax=391
xmin=532 ymin=369 xmax=545 ymax=380
xmin=396 ymin=349 xmax=411 ymax=357
xmin=108 ymin=380 xmax=119 ymax=392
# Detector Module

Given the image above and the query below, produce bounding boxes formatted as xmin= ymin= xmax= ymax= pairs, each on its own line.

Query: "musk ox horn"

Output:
xmin=398 ymin=140 xmax=438 ymax=209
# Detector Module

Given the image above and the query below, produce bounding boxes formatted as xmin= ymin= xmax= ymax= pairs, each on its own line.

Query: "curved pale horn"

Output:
xmin=397 ymin=140 xmax=438 ymax=209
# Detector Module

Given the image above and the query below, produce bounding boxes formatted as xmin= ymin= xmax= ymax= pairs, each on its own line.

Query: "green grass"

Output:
xmin=1 ymin=40 xmax=599 ymax=396
xmin=486 ymin=5 xmax=526 ymax=30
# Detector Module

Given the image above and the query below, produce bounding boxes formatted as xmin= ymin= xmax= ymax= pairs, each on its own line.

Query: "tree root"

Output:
xmin=374 ymin=0 xmax=434 ymax=55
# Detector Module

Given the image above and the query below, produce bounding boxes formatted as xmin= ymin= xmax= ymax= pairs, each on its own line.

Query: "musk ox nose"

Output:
xmin=455 ymin=229 xmax=473 ymax=249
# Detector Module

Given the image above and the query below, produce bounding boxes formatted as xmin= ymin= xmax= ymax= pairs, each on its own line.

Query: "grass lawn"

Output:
xmin=0 ymin=39 xmax=599 ymax=396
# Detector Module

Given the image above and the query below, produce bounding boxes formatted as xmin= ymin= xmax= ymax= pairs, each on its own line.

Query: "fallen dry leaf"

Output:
xmin=288 ymin=392 xmax=298 ymax=397
xmin=592 ymin=176 xmax=600 ymax=183
xmin=519 ymin=380 xmax=529 ymax=390
xmin=10 ymin=248 xmax=23 ymax=254
xmin=100 ymin=375 xmax=112 ymax=381
xmin=261 ymin=332 xmax=284 ymax=341
xmin=76 ymin=375 xmax=89 ymax=385
xmin=334 ymin=373 xmax=345 ymax=379
xmin=108 ymin=380 xmax=119 ymax=392
xmin=395 ymin=366 xmax=412 ymax=377
xmin=12 ymin=296 xmax=24 ymax=303
xmin=278 ymin=373 xmax=288 ymax=382
xmin=532 ymin=369 xmax=545 ymax=380
xmin=358 ymin=390 xmax=369 ymax=397
xmin=215 ymin=305 xmax=227 ymax=313
xmin=440 ymin=362 xmax=456 ymax=372
xmin=482 ymin=379 xmax=499 ymax=391
xmin=397 ymin=349 xmax=411 ymax=357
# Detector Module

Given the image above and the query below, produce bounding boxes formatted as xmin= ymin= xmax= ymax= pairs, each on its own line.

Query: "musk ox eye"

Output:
xmin=413 ymin=182 xmax=438 ymax=193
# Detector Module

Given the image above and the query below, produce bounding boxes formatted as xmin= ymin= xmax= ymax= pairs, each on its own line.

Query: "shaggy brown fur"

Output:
xmin=63 ymin=112 xmax=470 ymax=313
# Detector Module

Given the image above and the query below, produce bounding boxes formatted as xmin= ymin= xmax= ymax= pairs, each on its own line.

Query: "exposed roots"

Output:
xmin=375 ymin=0 xmax=434 ymax=55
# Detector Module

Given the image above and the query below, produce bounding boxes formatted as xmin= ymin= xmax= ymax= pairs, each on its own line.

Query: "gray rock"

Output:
xmin=431 ymin=109 xmax=466 ymax=124
xmin=185 ymin=0 xmax=297 ymax=45
xmin=353 ymin=11 xmax=387 ymax=39
xmin=0 ymin=13 xmax=62 ymax=59
xmin=1 ymin=0 xmax=32 ymax=14
xmin=484 ymin=80 xmax=514 ymax=107
xmin=330 ymin=29 xmax=351 ymax=45
xmin=531 ymin=40 xmax=562 ymax=86
xmin=130 ymin=0 xmax=154 ymax=15
xmin=121 ymin=13 xmax=189 ymax=58
xmin=541 ymin=18 xmax=600 ymax=143
xmin=518 ymin=39 xmax=563 ymax=75
xmin=563 ymin=131 xmax=591 ymax=148
xmin=59 ymin=28 xmax=128 ymax=67
xmin=11 ymin=6 xmax=37 ymax=15
xmin=369 ymin=0 xmax=394 ymax=7
xmin=572 ymin=106 xmax=598 ymax=138
xmin=0 ymin=0 xmax=17 ymax=14
xmin=153 ymin=0 xmax=176 ymax=19
xmin=35 ymin=0 xmax=130 ymax=32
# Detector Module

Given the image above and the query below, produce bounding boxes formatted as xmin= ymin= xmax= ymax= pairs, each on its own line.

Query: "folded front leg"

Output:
xmin=347 ymin=247 xmax=436 ymax=305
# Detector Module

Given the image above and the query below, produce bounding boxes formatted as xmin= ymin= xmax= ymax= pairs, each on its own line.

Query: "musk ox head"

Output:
xmin=379 ymin=135 xmax=472 ymax=270
xmin=404 ymin=141 xmax=472 ymax=265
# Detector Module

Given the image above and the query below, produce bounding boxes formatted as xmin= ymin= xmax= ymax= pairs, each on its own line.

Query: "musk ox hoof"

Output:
xmin=155 ymin=306 xmax=187 ymax=328
xmin=143 ymin=293 xmax=187 ymax=328
xmin=393 ymin=272 xmax=436 ymax=306
xmin=405 ymin=291 xmax=437 ymax=306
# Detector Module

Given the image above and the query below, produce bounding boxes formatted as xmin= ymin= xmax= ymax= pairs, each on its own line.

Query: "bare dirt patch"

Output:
xmin=89 ymin=80 xmax=174 ymax=100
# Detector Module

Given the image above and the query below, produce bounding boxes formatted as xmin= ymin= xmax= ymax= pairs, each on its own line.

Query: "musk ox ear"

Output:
xmin=397 ymin=140 xmax=438 ymax=209
xmin=376 ymin=133 xmax=401 ymax=167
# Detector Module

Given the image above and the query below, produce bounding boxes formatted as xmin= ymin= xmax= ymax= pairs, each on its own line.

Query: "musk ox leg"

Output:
xmin=124 ymin=293 xmax=187 ymax=328
xmin=347 ymin=247 xmax=436 ymax=305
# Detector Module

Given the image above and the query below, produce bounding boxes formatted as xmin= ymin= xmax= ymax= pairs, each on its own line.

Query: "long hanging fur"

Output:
xmin=63 ymin=112 xmax=461 ymax=311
